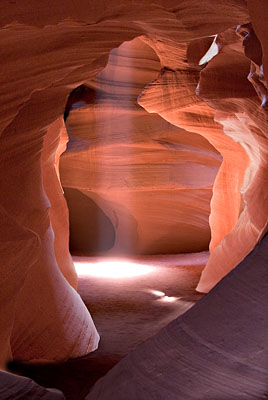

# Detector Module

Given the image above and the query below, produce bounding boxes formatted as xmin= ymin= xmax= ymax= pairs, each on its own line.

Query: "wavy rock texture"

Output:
xmin=42 ymin=118 xmax=78 ymax=289
xmin=60 ymin=37 xmax=221 ymax=256
xmin=139 ymin=26 xmax=268 ymax=292
xmin=0 ymin=0 xmax=267 ymax=396
xmin=195 ymin=29 xmax=268 ymax=291
xmin=138 ymin=37 xmax=250 ymax=266
xmin=86 ymin=233 xmax=268 ymax=400
xmin=0 ymin=371 xmax=64 ymax=399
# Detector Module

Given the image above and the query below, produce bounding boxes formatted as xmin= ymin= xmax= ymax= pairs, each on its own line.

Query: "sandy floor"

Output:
xmin=8 ymin=253 xmax=208 ymax=399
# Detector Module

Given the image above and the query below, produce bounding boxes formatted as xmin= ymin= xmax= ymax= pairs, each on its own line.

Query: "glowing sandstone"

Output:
xmin=42 ymin=118 xmax=78 ymax=289
xmin=60 ymin=37 xmax=221 ymax=256
xmin=139 ymin=26 xmax=268 ymax=292
xmin=0 ymin=0 xmax=267 ymax=397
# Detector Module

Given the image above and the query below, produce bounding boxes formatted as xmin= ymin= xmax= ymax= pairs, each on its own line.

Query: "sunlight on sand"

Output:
xmin=151 ymin=289 xmax=178 ymax=302
xmin=74 ymin=260 xmax=154 ymax=278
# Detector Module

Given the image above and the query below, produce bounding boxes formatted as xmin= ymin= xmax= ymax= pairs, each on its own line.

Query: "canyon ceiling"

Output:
xmin=0 ymin=0 xmax=268 ymax=398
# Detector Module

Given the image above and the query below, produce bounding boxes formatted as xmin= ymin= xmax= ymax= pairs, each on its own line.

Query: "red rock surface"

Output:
xmin=60 ymin=37 xmax=221 ymax=256
xmin=0 ymin=0 xmax=268 ymax=398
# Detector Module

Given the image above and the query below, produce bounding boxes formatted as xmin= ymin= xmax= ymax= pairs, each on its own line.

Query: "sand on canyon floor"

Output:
xmin=9 ymin=252 xmax=208 ymax=399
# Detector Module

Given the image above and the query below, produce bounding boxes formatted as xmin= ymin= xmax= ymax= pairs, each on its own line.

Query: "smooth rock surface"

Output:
xmin=60 ymin=37 xmax=221 ymax=256
xmin=86 ymin=234 xmax=268 ymax=400
xmin=138 ymin=25 xmax=268 ymax=292
xmin=1 ymin=2 xmax=268 ymax=397
xmin=0 ymin=371 xmax=65 ymax=399
xmin=8 ymin=253 xmax=207 ymax=400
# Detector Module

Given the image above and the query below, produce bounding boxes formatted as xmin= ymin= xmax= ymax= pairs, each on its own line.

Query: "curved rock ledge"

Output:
xmin=0 ymin=0 xmax=267 ymax=397
xmin=86 ymin=232 xmax=268 ymax=400
xmin=60 ymin=37 xmax=221 ymax=256
xmin=139 ymin=25 xmax=268 ymax=292
xmin=0 ymin=370 xmax=64 ymax=399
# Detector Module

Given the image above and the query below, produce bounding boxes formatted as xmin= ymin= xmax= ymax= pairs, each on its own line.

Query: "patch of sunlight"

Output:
xmin=74 ymin=260 xmax=153 ymax=278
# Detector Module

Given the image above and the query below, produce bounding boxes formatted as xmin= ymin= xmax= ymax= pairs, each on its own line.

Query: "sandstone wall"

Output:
xmin=60 ymin=37 xmax=221 ymax=256
xmin=1 ymin=1 xmax=267 ymax=394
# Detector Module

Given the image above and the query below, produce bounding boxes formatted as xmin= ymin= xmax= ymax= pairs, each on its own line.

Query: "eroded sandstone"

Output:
xmin=60 ymin=37 xmax=221 ymax=256
xmin=0 ymin=0 xmax=268 ymax=397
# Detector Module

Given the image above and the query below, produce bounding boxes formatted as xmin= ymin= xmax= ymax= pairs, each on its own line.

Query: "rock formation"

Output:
xmin=0 ymin=371 xmax=64 ymax=399
xmin=86 ymin=232 xmax=268 ymax=400
xmin=0 ymin=0 xmax=268 ymax=397
xmin=60 ymin=37 xmax=221 ymax=256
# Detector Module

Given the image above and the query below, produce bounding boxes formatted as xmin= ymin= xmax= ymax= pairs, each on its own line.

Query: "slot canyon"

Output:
xmin=0 ymin=1 xmax=268 ymax=399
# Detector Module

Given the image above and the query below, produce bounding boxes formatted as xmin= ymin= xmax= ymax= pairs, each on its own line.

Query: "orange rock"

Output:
xmin=60 ymin=38 xmax=221 ymax=256
xmin=1 ymin=0 xmax=267 ymax=385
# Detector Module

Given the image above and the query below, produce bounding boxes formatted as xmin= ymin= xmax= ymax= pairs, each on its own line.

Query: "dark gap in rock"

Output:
xmin=63 ymin=187 xmax=115 ymax=255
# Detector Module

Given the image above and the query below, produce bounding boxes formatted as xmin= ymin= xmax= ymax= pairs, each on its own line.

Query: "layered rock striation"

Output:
xmin=60 ymin=37 xmax=221 ymax=256
xmin=1 ymin=0 xmax=268 ymax=397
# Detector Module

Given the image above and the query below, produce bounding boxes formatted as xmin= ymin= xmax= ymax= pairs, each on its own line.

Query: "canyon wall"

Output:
xmin=138 ymin=28 xmax=268 ymax=292
xmin=60 ymin=37 xmax=221 ymax=256
xmin=1 ymin=0 xmax=268 ymax=396
xmin=87 ymin=225 xmax=268 ymax=400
